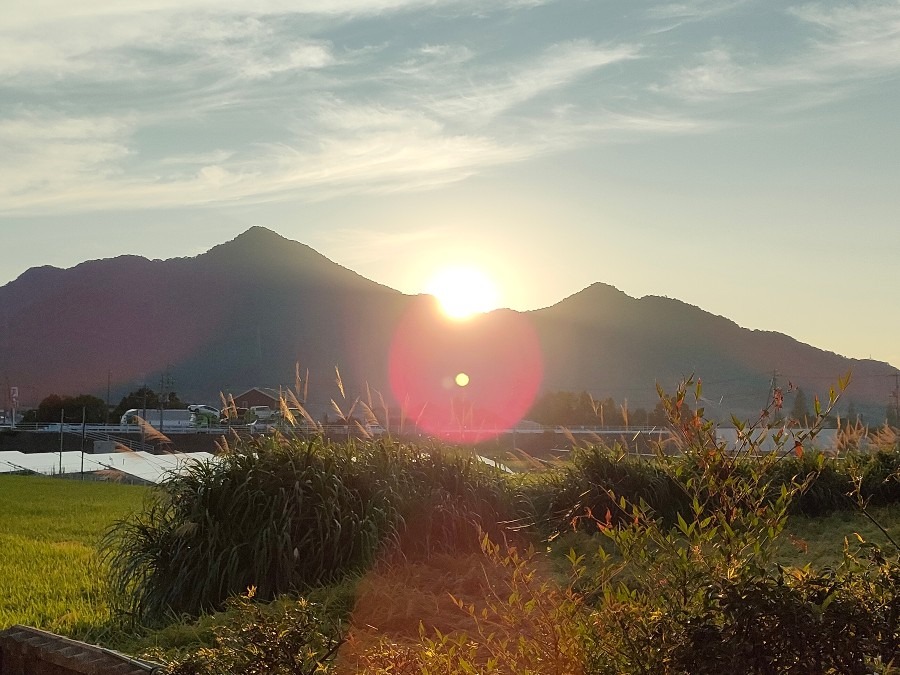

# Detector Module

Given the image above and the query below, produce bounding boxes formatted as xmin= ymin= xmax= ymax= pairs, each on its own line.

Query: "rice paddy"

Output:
xmin=0 ymin=474 xmax=147 ymax=637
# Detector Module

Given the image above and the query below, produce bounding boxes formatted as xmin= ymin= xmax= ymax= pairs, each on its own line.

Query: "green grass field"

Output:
xmin=0 ymin=474 xmax=147 ymax=638
xmin=3 ymin=468 xmax=900 ymax=659
xmin=780 ymin=504 xmax=900 ymax=568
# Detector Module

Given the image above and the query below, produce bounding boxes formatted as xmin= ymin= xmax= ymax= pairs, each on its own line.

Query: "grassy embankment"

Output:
xmin=0 ymin=474 xmax=147 ymax=637
xmin=3 ymin=467 xmax=900 ymax=650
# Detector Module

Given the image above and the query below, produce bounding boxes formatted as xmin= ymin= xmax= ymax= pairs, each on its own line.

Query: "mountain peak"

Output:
xmin=543 ymin=281 xmax=630 ymax=313
xmin=232 ymin=226 xmax=286 ymax=244
xmin=204 ymin=227 xmax=319 ymax=266
xmin=198 ymin=227 xmax=400 ymax=294
xmin=220 ymin=226 xmax=298 ymax=255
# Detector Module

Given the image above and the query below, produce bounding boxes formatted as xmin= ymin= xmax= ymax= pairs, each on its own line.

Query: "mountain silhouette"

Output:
xmin=0 ymin=227 xmax=895 ymax=423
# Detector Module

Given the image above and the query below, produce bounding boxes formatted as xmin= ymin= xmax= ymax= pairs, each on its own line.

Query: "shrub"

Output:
xmin=103 ymin=437 xmax=401 ymax=622
xmin=391 ymin=447 xmax=517 ymax=557
xmin=770 ymin=451 xmax=852 ymax=516
xmin=574 ymin=376 xmax=900 ymax=672
xmin=520 ymin=444 xmax=688 ymax=538
xmin=103 ymin=436 xmax=516 ymax=623
xmin=160 ymin=588 xmax=342 ymax=675
xmin=104 ymin=373 xmax=900 ymax=671
xmin=862 ymin=450 xmax=900 ymax=508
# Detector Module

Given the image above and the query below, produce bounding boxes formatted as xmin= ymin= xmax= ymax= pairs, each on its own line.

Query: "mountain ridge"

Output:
xmin=0 ymin=226 xmax=895 ymax=422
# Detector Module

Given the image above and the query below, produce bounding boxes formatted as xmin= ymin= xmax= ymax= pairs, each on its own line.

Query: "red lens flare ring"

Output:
xmin=389 ymin=297 xmax=543 ymax=442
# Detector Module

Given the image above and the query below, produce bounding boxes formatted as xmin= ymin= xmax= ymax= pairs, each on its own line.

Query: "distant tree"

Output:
xmin=528 ymin=391 xmax=575 ymax=426
xmin=68 ymin=394 xmax=108 ymax=423
xmin=113 ymin=386 xmax=186 ymax=420
xmin=36 ymin=393 xmax=107 ymax=423
xmin=528 ymin=391 xmax=638 ymax=427
xmin=790 ymin=388 xmax=810 ymax=425
xmin=576 ymin=391 xmax=597 ymax=425
xmin=598 ymin=397 xmax=625 ymax=427
xmin=647 ymin=401 xmax=670 ymax=427
xmin=36 ymin=394 xmax=64 ymax=423
xmin=632 ymin=407 xmax=649 ymax=427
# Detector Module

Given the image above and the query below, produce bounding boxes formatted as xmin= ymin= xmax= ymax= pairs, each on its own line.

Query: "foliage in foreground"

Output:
xmin=580 ymin=377 xmax=900 ymax=672
xmin=103 ymin=436 xmax=514 ymax=623
xmin=357 ymin=377 xmax=900 ymax=673
xmin=350 ymin=537 xmax=587 ymax=675
xmin=100 ymin=374 xmax=900 ymax=671
xmin=157 ymin=588 xmax=342 ymax=675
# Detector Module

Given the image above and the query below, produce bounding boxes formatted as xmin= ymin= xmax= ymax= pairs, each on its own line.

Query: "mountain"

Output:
xmin=531 ymin=283 xmax=896 ymax=420
xmin=0 ymin=227 xmax=896 ymax=423
xmin=0 ymin=227 xmax=408 ymax=408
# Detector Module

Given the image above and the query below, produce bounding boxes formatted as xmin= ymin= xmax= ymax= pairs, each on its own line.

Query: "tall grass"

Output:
xmin=103 ymin=435 xmax=517 ymax=623
xmin=103 ymin=429 xmax=900 ymax=624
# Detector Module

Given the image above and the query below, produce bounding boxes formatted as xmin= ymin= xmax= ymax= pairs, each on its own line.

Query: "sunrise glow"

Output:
xmin=425 ymin=266 xmax=501 ymax=320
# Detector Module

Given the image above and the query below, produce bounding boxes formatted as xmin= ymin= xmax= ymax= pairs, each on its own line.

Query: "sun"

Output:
xmin=425 ymin=266 xmax=501 ymax=320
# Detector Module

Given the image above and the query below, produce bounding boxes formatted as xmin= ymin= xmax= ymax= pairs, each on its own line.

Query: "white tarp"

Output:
xmin=0 ymin=450 xmax=215 ymax=484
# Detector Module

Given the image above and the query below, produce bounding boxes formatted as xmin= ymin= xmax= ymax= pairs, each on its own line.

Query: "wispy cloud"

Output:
xmin=789 ymin=2 xmax=900 ymax=73
xmin=23 ymin=0 xmax=894 ymax=215
xmin=0 ymin=112 xmax=134 ymax=205
xmin=0 ymin=3 xmax=664 ymax=216
xmin=660 ymin=47 xmax=761 ymax=101
xmin=659 ymin=2 xmax=900 ymax=106
xmin=426 ymin=40 xmax=642 ymax=124
xmin=0 ymin=13 xmax=336 ymax=84
xmin=0 ymin=102 xmax=531 ymax=213
xmin=646 ymin=0 xmax=748 ymax=21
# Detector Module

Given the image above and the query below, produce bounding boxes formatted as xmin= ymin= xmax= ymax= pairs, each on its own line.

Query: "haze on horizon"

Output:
xmin=1 ymin=0 xmax=898 ymax=367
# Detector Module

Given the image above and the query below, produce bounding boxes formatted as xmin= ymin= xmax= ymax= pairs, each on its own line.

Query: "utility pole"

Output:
xmin=160 ymin=373 xmax=165 ymax=435
xmin=59 ymin=408 xmax=64 ymax=474
xmin=891 ymin=373 xmax=900 ymax=427
xmin=894 ymin=373 xmax=900 ymax=426
xmin=765 ymin=369 xmax=779 ymax=409
xmin=159 ymin=368 xmax=173 ymax=435
xmin=141 ymin=384 xmax=147 ymax=447
xmin=80 ymin=407 xmax=86 ymax=480
xmin=9 ymin=385 xmax=17 ymax=429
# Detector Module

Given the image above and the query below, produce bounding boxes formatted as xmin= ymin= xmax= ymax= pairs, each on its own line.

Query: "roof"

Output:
xmin=232 ymin=387 xmax=282 ymax=402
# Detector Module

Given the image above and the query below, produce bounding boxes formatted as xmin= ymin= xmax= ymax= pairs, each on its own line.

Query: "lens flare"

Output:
xmin=389 ymin=298 xmax=543 ymax=442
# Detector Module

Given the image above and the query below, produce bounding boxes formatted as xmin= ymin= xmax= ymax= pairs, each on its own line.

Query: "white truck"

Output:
xmin=120 ymin=408 xmax=196 ymax=431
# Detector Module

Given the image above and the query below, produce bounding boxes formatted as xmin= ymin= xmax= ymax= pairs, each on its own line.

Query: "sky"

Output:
xmin=1 ymin=0 xmax=899 ymax=368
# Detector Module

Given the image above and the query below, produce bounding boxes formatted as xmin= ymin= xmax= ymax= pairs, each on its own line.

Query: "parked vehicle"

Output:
xmin=249 ymin=419 xmax=277 ymax=434
xmin=220 ymin=407 xmax=248 ymax=424
xmin=188 ymin=404 xmax=221 ymax=426
xmin=247 ymin=406 xmax=276 ymax=422
xmin=120 ymin=408 xmax=195 ymax=430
